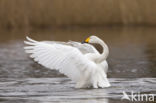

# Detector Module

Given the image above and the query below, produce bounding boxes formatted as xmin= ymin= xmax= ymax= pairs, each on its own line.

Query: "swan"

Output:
xmin=24 ymin=35 xmax=110 ymax=88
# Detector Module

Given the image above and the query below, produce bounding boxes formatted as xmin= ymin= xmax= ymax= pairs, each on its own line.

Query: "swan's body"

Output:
xmin=24 ymin=36 xmax=110 ymax=88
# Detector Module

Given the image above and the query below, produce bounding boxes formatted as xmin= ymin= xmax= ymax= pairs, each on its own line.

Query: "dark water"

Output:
xmin=0 ymin=27 xmax=156 ymax=103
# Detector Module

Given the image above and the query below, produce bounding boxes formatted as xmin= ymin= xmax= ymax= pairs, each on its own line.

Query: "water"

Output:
xmin=0 ymin=78 xmax=156 ymax=103
xmin=0 ymin=27 xmax=156 ymax=103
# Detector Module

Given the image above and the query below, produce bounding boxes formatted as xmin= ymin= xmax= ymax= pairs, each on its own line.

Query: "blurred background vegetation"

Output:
xmin=0 ymin=0 xmax=156 ymax=83
xmin=0 ymin=0 xmax=156 ymax=29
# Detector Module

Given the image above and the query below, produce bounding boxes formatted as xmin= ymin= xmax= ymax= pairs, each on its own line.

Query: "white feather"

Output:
xmin=24 ymin=36 xmax=110 ymax=88
xmin=24 ymin=37 xmax=96 ymax=82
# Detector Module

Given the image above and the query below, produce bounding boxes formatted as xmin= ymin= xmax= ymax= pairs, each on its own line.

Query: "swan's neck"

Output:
xmin=95 ymin=40 xmax=109 ymax=63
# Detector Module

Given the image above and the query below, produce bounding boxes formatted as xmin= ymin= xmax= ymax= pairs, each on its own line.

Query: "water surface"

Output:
xmin=0 ymin=27 xmax=156 ymax=103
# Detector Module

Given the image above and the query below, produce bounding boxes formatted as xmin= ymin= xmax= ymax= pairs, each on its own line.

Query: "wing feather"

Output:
xmin=67 ymin=41 xmax=99 ymax=54
xmin=24 ymin=37 xmax=96 ymax=81
xmin=43 ymin=41 xmax=99 ymax=54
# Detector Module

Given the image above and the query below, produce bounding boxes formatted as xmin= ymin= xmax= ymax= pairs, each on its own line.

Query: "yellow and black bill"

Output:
xmin=81 ymin=37 xmax=90 ymax=44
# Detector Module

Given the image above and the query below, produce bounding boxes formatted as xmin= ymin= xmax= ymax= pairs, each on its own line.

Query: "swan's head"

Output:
xmin=82 ymin=36 xmax=101 ymax=44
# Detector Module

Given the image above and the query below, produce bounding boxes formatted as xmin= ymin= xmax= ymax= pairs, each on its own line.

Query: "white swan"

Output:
xmin=24 ymin=35 xmax=110 ymax=88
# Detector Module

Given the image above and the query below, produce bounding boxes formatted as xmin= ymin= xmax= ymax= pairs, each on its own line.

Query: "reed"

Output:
xmin=0 ymin=0 xmax=155 ymax=29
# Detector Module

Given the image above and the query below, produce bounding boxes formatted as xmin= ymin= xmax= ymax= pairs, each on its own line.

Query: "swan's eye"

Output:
xmin=85 ymin=37 xmax=90 ymax=43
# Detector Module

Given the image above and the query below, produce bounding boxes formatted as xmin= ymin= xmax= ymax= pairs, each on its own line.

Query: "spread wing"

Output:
xmin=66 ymin=41 xmax=99 ymax=54
xmin=24 ymin=37 xmax=96 ymax=82
xmin=43 ymin=41 xmax=99 ymax=54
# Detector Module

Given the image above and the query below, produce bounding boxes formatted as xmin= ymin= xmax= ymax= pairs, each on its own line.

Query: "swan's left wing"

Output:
xmin=24 ymin=37 xmax=96 ymax=82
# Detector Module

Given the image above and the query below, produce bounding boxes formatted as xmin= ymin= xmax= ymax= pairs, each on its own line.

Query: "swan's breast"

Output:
xmin=98 ymin=60 xmax=108 ymax=73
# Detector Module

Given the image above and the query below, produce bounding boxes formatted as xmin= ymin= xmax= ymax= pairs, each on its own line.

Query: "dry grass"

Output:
xmin=0 ymin=0 xmax=156 ymax=29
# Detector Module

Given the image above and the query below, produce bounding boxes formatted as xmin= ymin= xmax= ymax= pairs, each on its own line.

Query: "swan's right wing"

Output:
xmin=24 ymin=37 xmax=96 ymax=82
xmin=43 ymin=41 xmax=99 ymax=54
xmin=67 ymin=41 xmax=99 ymax=54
